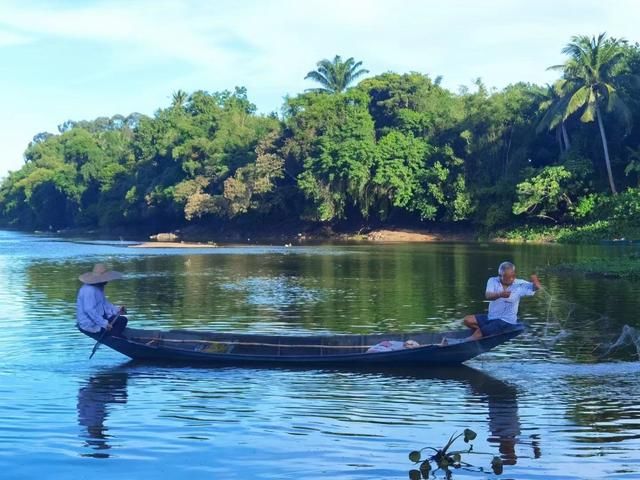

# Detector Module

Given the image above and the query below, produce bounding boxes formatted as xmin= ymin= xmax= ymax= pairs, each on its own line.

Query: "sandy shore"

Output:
xmin=129 ymin=241 xmax=217 ymax=248
xmin=127 ymin=229 xmax=474 ymax=247
xmin=365 ymin=229 xmax=473 ymax=242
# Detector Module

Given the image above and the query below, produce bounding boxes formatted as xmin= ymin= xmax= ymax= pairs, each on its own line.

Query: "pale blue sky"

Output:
xmin=1 ymin=0 xmax=639 ymax=176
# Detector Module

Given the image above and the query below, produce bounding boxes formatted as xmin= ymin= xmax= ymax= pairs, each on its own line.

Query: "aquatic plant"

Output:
xmin=408 ymin=428 xmax=504 ymax=479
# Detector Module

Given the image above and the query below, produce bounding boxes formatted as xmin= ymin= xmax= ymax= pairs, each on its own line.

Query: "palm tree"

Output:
xmin=304 ymin=55 xmax=369 ymax=93
xmin=548 ymin=33 xmax=632 ymax=194
xmin=537 ymin=82 xmax=571 ymax=153
xmin=171 ymin=89 xmax=189 ymax=109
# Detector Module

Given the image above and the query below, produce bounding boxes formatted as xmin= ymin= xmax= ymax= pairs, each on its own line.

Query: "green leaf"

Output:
xmin=452 ymin=453 xmax=461 ymax=463
xmin=408 ymin=469 xmax=421 ymax=480
xmin=580 ymin=96 xmax=596 ymax=122
xmin=564 ymin=86 xmax=589 ymax=119
xmin=438 ymin=456 xmax=449 ymax=469
xmin=463 ymin=428 xmax=477 ymax=442
xmin=419 ymin=460 xmax=431 ymax=476
xmin=491 ymin=456 xmax=504 ymax=475
xmin=408 ymin=450 xmax=421 ymax=463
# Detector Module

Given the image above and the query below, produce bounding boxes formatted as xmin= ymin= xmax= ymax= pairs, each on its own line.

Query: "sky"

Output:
xmin=1 ymin=0 xmax=639 ymax=176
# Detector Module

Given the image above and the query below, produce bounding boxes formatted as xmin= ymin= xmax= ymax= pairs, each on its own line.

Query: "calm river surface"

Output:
xmin=1 ymin=230 xmax=639 ymax=479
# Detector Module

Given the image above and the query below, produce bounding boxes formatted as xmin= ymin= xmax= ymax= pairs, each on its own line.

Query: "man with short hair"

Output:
xmin=76 ymin=263 xmax=128 ymax=337
xmin=463 ymin=261 xmax=542 ymax=340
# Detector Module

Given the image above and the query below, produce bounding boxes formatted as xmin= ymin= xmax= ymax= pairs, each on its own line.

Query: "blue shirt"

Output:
xmin=76 ymin=284 xmax=119 ymax=333
xmin=486 ymin=276 xmax=536 ymax=324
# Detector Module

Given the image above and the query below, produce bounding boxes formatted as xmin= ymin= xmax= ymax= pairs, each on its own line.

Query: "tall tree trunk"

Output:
xmin=504 ymin=126 xmax=513 ymax=174
xmin=555 ymin=126 xmax=563 ymax=153
xmin=561 ymin=122 xmax=571 ymax=151
xmin=595 ymin=104 xmax=617 ymax=195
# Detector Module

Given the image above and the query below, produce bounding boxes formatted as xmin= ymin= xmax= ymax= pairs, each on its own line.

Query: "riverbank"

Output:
xmin=2 ymin=223 xmax=479 ymax=247
xmin=494 ymin=221 xmax=640 ymax=244
xmin=123 ymin=228 xmax=474 ymax=247
xmin=143 ymin=225 xmax=477 ymax=246
xmin=128 ymin=232 xmax=640 ymax=279
xmin=43 ymin=223 xmax=477 ymax=245
xmin=129 ymin=241 xmax=218 ymax=248
xmin=21 ymin=219 xmax=640 ymax=246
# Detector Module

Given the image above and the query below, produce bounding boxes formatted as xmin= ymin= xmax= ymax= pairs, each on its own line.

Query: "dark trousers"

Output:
xmin=106 ymin=315 xmax=128 ymax=337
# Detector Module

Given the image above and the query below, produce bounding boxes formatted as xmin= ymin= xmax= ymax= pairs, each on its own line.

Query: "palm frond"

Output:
xmin=536 ymin=83 xmax=571 ymax=132
xmin=607 ymin=91 xmax=633 ymax=132
xmin=602 ymin=83 xmax=616 ymax=109
xmin=349 ymin=68 xmax=369 ymax=82
xmin=304 ymin=87 xmax=333 ymax=94
xmin=580 ymin=94 xmax=596 ymax=122
xmin=564 ymin=86 xmax=590 ymax=119
xmin=304 ymin=55 xmax=368 ymax=93
xmin=304 ymin=71 xmax=332 ymax=89
xmin=537 ymin=106 xmax=562 ymax=132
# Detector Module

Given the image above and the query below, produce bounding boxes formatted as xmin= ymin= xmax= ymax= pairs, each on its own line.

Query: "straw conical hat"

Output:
xmin=78 ymin=263 xmax=123 ymax=284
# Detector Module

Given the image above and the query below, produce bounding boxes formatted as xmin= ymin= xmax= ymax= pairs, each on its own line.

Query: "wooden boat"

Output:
xmin=80 ymin=323 xmax=524 ymax=366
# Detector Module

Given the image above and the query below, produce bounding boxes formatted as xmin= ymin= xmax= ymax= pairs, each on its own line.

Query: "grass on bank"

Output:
xmin=492 ymin=220 xmax=640 ymax=279
xmin=545 ymin=253 xmax=640 ymax=279
xmin=493 ymin=220 xmax=640 ymax=244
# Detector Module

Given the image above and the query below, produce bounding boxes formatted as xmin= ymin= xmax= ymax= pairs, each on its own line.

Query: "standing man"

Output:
xmin=464 ymin=261 xmax=542 ymax=340
xmin=76 ymin=263 xmax=128 ymax=337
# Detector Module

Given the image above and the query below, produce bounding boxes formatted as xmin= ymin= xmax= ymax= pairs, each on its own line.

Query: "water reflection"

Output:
xmin=440 ymin=368 xmax=531 ymax=465
xmin=323 ymin=365 xmax=533 ymax=466
xmin=74 ymin=364 xmax=531 ymax=466
xmin=77 ymin=369 xmax=128 ymax=458
xmin=23 ymin=241 xmax=640 ymax=362
xmin=4 ymin=231 xmax=640 ymax=478
xmin=466 ymin=369 xmax=524 ymax=465
xmin=20 ymin=238 xmax=640 ymax=358
xmin=564 ymin=372 xmax=640 ymax=444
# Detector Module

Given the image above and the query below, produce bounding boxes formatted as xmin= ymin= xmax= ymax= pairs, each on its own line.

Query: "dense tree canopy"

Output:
xmin=2 ymin=38 xmax=640 ymax=240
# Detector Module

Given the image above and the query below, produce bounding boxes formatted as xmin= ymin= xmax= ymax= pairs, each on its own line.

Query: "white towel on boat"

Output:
xmin=366 ymin=340 xmax=420 ymax=353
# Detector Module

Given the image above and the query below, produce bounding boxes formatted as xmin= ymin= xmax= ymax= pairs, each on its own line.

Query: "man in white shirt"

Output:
xmin=76 ymin=264 xmax=128 ymax=337
xmin=463 ymin=261 xmax=542 ymax=340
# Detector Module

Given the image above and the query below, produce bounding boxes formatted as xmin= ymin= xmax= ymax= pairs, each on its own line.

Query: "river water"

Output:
xmin=1 ymin=230 xmax=639 ymax=479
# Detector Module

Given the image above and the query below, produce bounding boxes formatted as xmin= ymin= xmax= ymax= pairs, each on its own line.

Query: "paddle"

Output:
xmin=89 ymin=314 xmax=120 ymax=359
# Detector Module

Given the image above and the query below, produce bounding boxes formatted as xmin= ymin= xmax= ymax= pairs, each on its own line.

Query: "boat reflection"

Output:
xmin=340 ymin=364 xmax=538 ymax=466
xmin=77 ymin=369 xmax=128 ymax=458
xmin=76 ymin=363 xmax=538 ymax=465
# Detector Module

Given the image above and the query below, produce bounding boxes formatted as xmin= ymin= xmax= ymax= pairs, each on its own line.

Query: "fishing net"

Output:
xmin=533 ymin=288 xmax=640 ymax=360
xmin=598 ymin=324 xmax=640 ymax=360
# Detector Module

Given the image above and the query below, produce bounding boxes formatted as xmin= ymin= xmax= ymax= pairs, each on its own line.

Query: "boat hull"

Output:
xmin=81 ymin=325 xmax=524 ymax=366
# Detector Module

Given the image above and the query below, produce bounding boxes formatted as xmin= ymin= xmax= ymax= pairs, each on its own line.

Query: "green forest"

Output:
xmin=2 ymin=33 xmax=640 ymax=242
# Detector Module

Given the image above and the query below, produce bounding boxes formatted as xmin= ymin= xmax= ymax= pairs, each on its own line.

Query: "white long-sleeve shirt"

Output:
xmin=486 ymin=276 xmax=536 ymax=324
xmin=76 ymin=284 xmax=119 ymax=333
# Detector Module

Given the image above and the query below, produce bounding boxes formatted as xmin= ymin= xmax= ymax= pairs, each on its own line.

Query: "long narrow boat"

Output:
xmin=80 ymin=324 xmax=524 ymax=366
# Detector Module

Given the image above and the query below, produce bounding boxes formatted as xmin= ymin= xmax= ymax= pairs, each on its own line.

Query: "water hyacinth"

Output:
xmin=408 ymin=428 xmax=504 ymax=478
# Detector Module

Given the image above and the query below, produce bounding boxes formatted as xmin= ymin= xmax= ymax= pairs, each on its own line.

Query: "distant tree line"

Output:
xmin=2 ymin=35 xmax=640 ymax=239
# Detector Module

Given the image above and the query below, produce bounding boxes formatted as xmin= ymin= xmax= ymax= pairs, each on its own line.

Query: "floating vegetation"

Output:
xmin=408 ymin=429 xmax=504 ymax=479
xmin=545 ymin=254 xmax=640 ymax=279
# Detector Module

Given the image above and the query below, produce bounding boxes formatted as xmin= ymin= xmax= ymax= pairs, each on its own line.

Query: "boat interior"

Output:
xmin=120 ymin=328 xmax=471 ymax=357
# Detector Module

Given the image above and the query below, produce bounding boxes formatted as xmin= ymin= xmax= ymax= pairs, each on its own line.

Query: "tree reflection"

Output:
xmin=24 ymin=243 xmax=640 ymax=360
xmin=564 ymin=374 xmax=640 ymax=443
xmin=77 ymin=368 xmax=128 ymax=458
